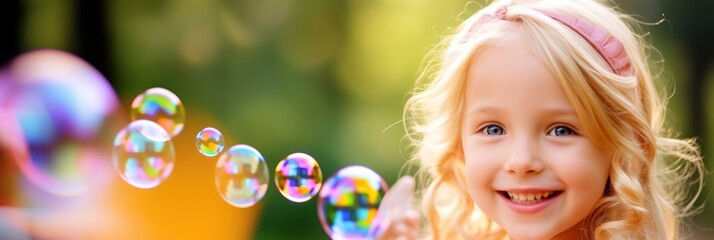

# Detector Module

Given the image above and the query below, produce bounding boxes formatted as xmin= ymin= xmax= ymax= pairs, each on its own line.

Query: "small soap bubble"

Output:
xmin=317 ymin=165 xmax=388 ymax=240
xmin=112 ymin=120 xmax=175 ymax=189
xmin=215 ymin=144 xmax=269 ymax=208
xmin=130 ymin=87 xmax=185 ymax=137
xmin=274 ymin=152 xmax=323 ymax=203
xmin=196 ymin=127 xmax=224 ymax=157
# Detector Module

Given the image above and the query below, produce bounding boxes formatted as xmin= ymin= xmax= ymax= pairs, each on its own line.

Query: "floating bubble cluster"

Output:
xmin=112 ymin=120 xmax=175 ymax=189
xmin=196 ymin=127 xmax=224 ymax=157
xmin=274 ymin=153 xmax=323 ymax=203
xmin=317 ymin=165 xmax=388 ymax=240
xmin=215 ymin=144 xmax=269 ymax=208
xmin=130 ymin=87 xmax=185 ymax=137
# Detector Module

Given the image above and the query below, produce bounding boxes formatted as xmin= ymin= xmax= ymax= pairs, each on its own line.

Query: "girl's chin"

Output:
xmin=501 ymin=223 xmax=582 ymax=240
xmin=503 ymin=231 xmax=555 ymax=240
xmin=496 ymin=221 xmax=565 ymax=240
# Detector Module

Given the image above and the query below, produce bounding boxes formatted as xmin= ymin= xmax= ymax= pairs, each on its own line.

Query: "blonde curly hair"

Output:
xmin=404 ymin=0 xmax=706 ymax=239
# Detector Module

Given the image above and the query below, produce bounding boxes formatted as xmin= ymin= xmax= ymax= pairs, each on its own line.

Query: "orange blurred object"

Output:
xmin=1 ymin=104 xmax=261 ymax=239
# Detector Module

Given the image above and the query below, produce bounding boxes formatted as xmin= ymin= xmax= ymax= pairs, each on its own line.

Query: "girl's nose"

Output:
xmin=503 ymin=136 xmax=544 ymax=176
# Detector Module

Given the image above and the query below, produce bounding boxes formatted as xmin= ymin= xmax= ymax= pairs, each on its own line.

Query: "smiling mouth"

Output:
xmin=499 ymin=191 xmax=563 ymax=204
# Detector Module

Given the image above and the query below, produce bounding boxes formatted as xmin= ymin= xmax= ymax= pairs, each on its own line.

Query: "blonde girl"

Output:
xmin=376 ymin=0 xmax=707 ymax=239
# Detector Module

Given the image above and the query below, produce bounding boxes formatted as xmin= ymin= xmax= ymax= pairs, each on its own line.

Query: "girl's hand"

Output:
xmin=371 ymin=176 xmax=420 ymax=240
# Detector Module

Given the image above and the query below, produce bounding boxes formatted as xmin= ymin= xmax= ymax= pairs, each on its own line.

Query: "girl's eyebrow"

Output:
xmin=540 ymin=106 xmax=577 ymax=117
xmin=467 ymin=104 xmax=576 ymax=116
xmin=466 ymin=104 xmax=504 ymax=117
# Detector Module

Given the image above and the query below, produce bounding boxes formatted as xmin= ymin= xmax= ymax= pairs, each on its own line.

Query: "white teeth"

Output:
xmin=507 ymin=191 xmax=555 ymax=204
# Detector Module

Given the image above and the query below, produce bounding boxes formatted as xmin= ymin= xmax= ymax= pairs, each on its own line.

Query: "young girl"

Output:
xmin=376 ymin=0 xmax=706 ymax=239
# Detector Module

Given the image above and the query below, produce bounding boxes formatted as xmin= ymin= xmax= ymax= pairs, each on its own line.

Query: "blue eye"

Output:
xmin=482 ymin=125 xmax=505 ymax=135
xmin=548 ymin=126 xmax=574 ymax=136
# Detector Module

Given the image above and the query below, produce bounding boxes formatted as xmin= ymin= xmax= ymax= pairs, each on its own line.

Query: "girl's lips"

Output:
xmin=498 ymin=190 xmax=562 ymax=214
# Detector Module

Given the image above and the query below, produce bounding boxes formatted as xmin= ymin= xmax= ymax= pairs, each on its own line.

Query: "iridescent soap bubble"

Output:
xmin=4 ymin=49 xmax=120 ymax=198
xmin=112 ymin=120 xmax=175 ymax=189
xmin=215 ymin=144 xmax=269 ymax=208
xmin=130 ymin=87 xmax=185 ymax=137
xmin=317 ymin=165 xmax=388 ymax=240
xmin=274 ymin=152 xmax=323 ymax=202
xmin=196 ymin=127 xmax=224 ymax=157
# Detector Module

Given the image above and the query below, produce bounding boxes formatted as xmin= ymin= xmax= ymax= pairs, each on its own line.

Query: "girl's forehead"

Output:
xmin=467 ymin=40 xmax=549 ymax=87
xmin=463 ymin=40 xmax=576 ymax=119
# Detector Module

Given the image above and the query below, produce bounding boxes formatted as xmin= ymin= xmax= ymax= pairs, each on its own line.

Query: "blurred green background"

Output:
xmin=1 ymin=0 xmax=712 ymax=239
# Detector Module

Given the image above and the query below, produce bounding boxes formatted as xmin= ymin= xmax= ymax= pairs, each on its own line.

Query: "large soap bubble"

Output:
xmin=2 ymin=49 xmax=119 ymax=197
xmin=317 ymin=165 xmax=388 ymax=239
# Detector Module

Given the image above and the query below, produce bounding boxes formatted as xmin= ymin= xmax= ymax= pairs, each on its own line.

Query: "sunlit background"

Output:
xmin=0 ymin=0 xmax=712 ymax=239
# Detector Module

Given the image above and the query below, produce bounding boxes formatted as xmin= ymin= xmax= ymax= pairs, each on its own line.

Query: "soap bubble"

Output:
xmin=112 ymin=120 xmax=175 ymax=189
xmin=196 ymin=127 xmax=224 ymax=157
xmin=274 ymin=152 xmax=322 ymax=202
xmin=130 ymin=87 xmax=185 ymax=137
xmin=317 ymin=165 xmax=388 ymax=239
xmin=3 ymin=49 xmax=119 ymax=197
xmin=215 ymin=144 xmax=269 ymax=208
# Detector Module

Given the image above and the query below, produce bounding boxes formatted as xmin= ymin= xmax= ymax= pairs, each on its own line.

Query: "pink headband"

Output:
xmin=471 ymin=5 xmax=633 ymax=76
xmin=538 ymin=10 xmax=633 ymax=76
